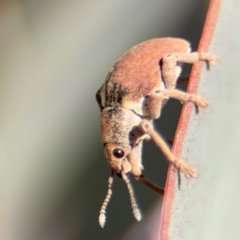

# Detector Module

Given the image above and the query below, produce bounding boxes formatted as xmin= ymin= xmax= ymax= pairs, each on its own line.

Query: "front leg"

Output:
xmin=128 ymin=142 xmax=164 ymax=195
xmin=139 ymin=120 xmax=197 ymax=179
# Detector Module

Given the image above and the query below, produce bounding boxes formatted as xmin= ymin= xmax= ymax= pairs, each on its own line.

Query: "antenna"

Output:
xmin=135 ymin=174 xmax=164 ymax=195
xmin=121 ymin=171 xmax=141 ymax=221
xmin=98 ymin=175 xmax=113 ymax=228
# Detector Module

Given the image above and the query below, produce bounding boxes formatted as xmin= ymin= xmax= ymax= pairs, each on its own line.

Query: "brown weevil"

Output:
xmin=96 ymin=38 xmax=219 ymax=227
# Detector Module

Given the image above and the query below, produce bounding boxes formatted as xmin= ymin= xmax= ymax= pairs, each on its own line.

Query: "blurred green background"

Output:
xmin=0 ymin=0 xmax=209 ymax=239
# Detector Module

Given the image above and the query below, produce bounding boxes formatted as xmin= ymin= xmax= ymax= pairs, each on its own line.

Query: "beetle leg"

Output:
xmin=161 ymin=52 xmax=220 ymax=88
xmin=135 ymin=174 xmax=164 ymax=195
xmin=146 ymin=93 xmax=168 ymax=119
xmin=162 ymin=88 xmax=208 ymax=108
xmin=128 ymin=142 xmax=144 ymax=177
xmin=147 ymin=88 xmax=207 ymax=119
xmin=139 ymin=120 xmax=197 ymax=179
xmin=128 ymin=142 xmax=164 ymax=195
xmin=173 ymin=52 xmax=220 ymax=69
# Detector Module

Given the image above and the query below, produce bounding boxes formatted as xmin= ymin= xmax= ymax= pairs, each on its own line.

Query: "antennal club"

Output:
xmin=98 ymin=175 xmax=113 ymax=228
xmin=121 ymin=171 xmax=141 ymax=222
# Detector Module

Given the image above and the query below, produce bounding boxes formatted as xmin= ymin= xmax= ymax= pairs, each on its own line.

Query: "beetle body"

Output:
xmin=98 ymin=38 xmax=189 ymax=117
xmin=96 ymin=38 xmax=220 ymax=227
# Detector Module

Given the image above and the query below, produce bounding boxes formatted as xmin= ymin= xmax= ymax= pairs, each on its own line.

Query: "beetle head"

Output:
xmin=104 ymin=143 xmax=131 ymax=175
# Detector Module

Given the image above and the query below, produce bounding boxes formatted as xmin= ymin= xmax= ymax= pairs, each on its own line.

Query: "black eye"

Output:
xmin=113 ymin=148 xmax=124 ymax=158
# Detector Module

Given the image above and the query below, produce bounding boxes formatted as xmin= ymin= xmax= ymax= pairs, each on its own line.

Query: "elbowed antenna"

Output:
xmin=98 ymin=175 xmax=114 ymax=228
xmin=121 ymin=171 xmax=142 ymax=222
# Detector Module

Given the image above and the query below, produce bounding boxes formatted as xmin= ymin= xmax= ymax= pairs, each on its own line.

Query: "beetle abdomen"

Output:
xmin=106 ymin=38 xmax=190 ymax=102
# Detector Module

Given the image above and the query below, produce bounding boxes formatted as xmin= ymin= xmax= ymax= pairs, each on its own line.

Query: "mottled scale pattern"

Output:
xmin=101 ymin=106 xmax=142 ymax=147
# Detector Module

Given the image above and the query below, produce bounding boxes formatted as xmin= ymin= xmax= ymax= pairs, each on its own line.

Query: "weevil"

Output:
xmin=96 ymin=38 xmax=219 ymax=227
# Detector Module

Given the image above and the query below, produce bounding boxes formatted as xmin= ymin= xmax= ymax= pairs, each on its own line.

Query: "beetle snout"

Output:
xmin=104 ymin=143 xmax=131 ymax=174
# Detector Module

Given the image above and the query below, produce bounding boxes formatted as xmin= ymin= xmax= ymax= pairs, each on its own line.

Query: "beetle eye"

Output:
xmin=112 ymin=148 xmax=125 ymax=158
